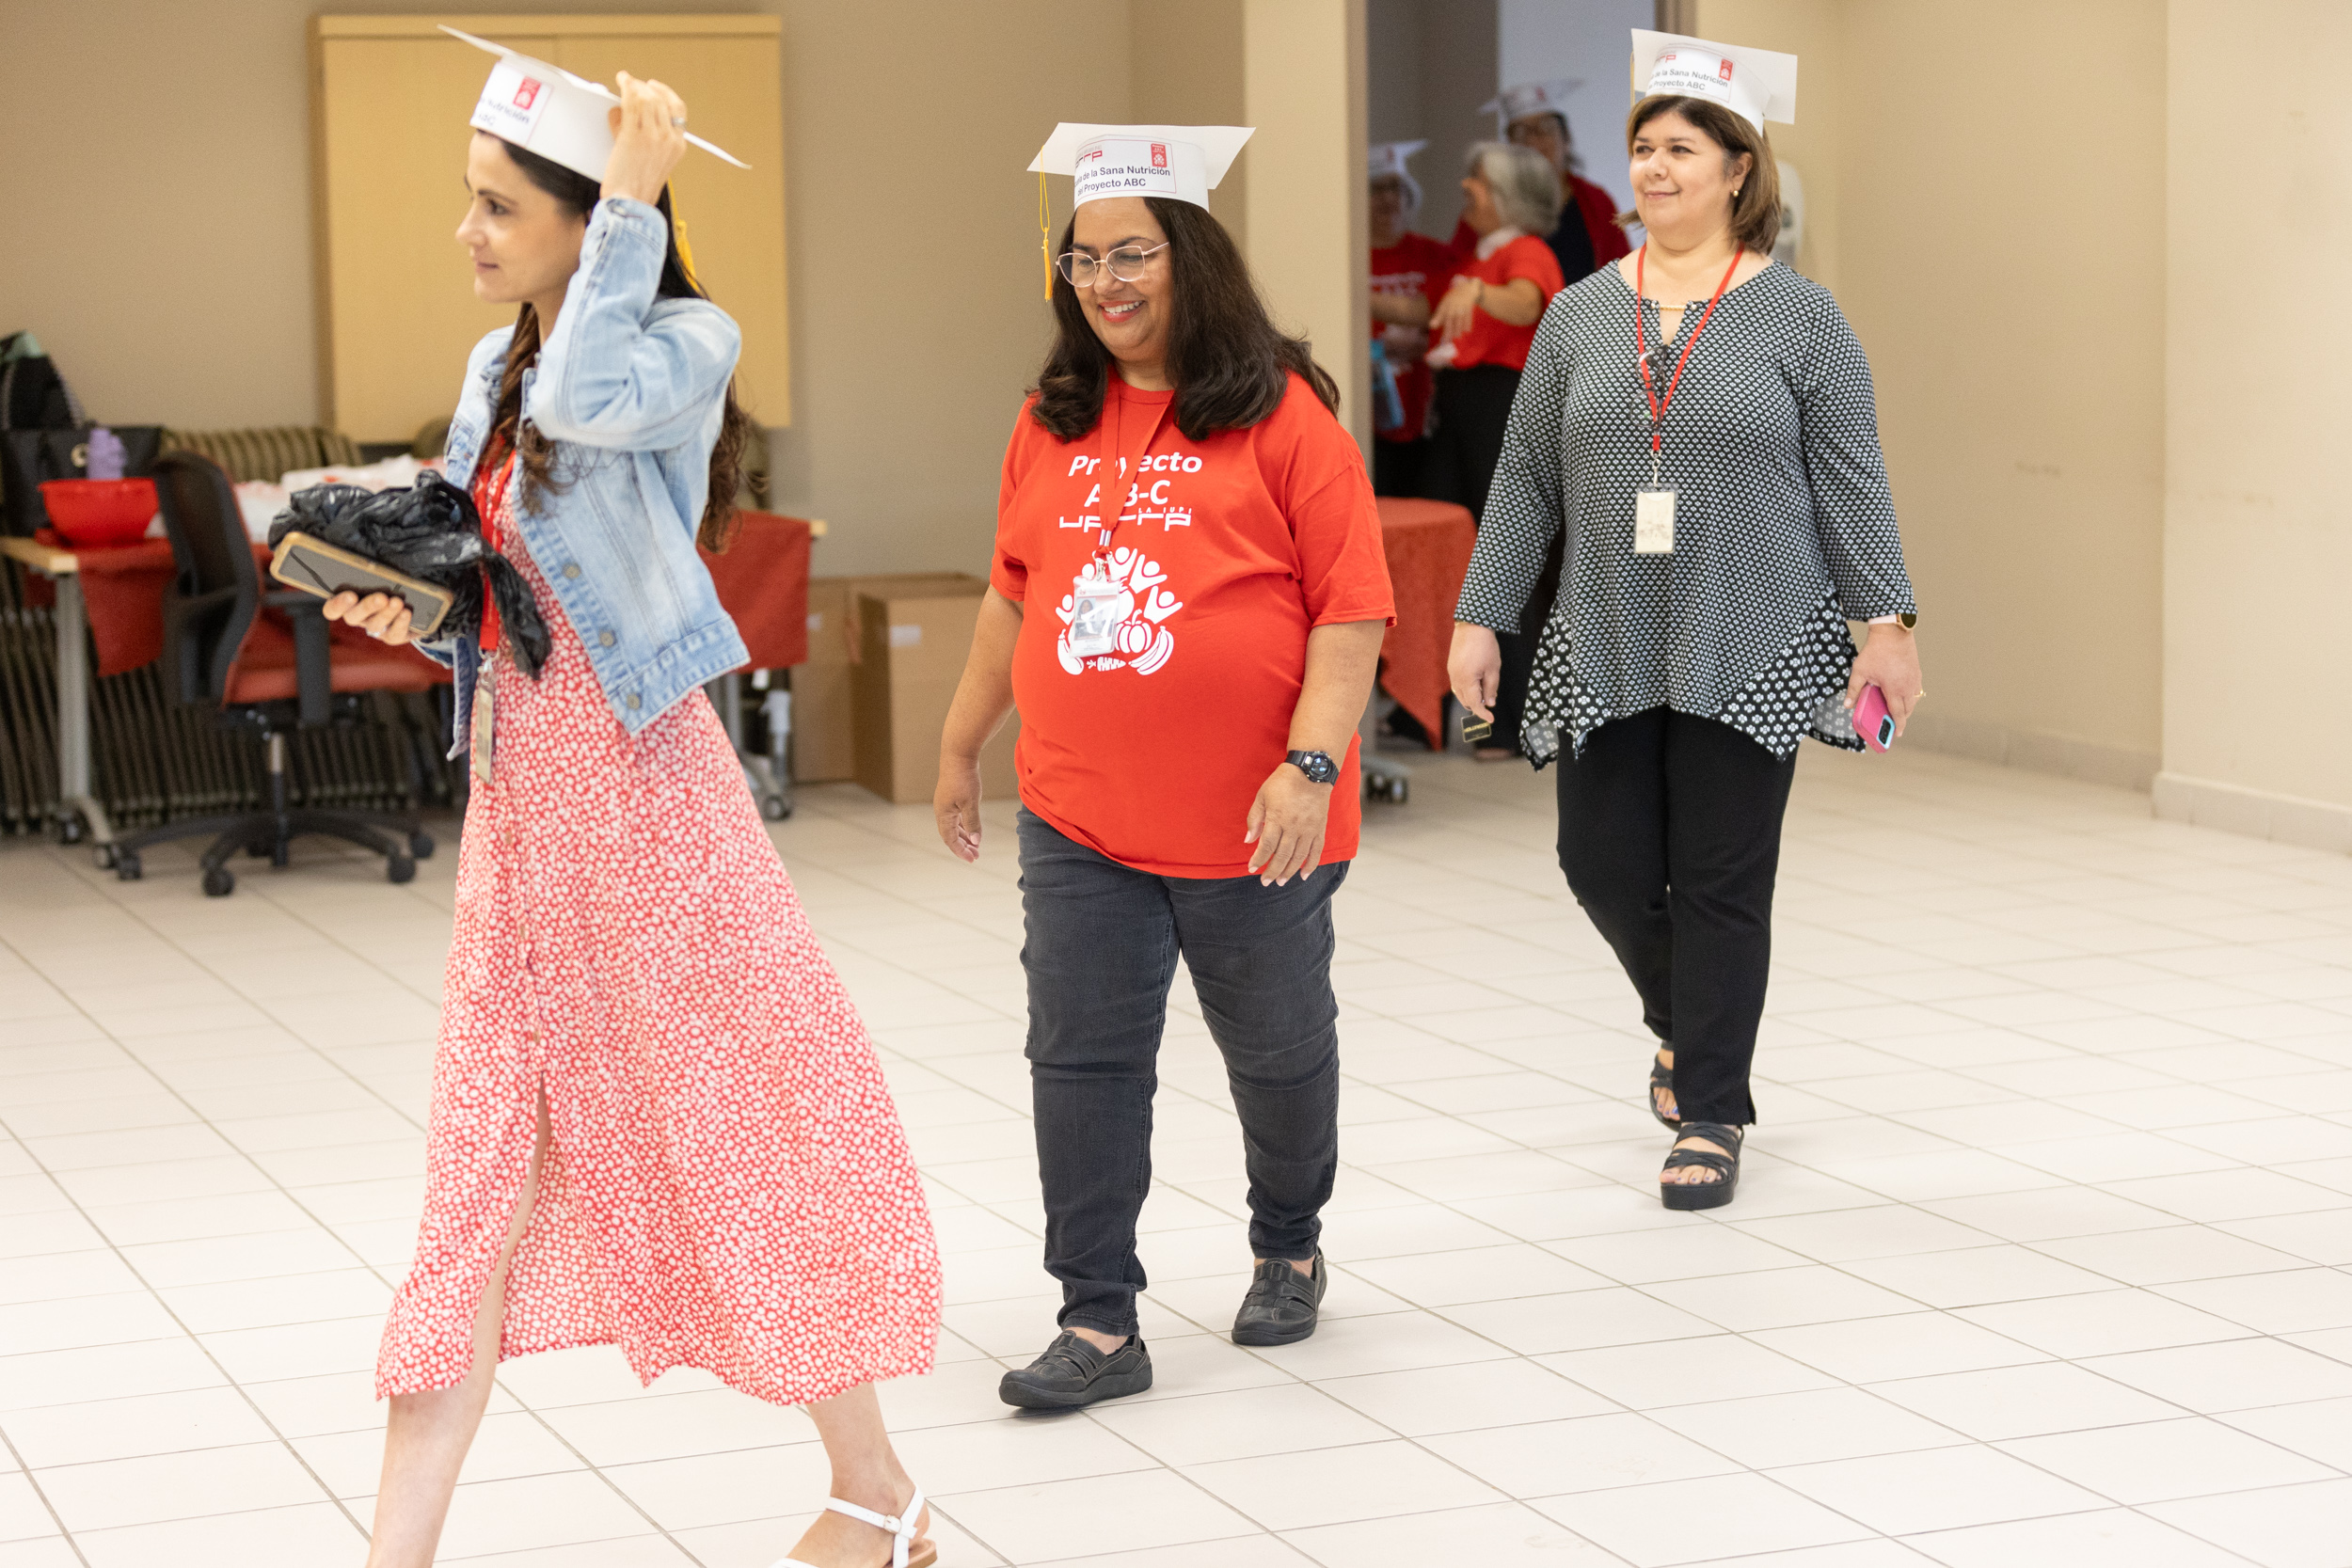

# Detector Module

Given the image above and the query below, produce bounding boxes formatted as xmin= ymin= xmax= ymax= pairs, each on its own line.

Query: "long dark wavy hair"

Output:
xmin=484 ymin=135 xmax=752 ymax=550
xmin=1030 ymin=197 xmax=1339 ymax=441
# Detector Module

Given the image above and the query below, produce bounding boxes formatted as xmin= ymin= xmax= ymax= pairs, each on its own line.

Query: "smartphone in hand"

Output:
xmin=1853 ymin=684 xmax=1896 ymax=752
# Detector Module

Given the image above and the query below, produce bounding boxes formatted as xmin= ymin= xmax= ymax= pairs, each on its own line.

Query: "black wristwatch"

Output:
xmin=1285 ymin=749 xmax=1339 ymax=785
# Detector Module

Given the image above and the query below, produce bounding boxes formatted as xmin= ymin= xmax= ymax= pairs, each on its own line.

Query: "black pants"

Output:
xmin=1017 ymin=809 xmax=1343 ymax=1337
xmin=1372 ymin=435 xmax=1431 ymax=498
xmin=1427 ymin=363 xmax=1556 ymax=752
xmin=1554 ymin=710 xmax=1798 ymax=1126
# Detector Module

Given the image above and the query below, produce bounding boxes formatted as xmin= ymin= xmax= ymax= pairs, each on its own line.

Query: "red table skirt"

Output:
xmin=31 ymin=508 xmax=815 ymax=683
xmin=26 ymin=532 xmax=444 ymax=684
xmin=1375 ymin=497 xmax=1477 ymax=749
xmin=700 ymin=510 xmax=811 ymax=671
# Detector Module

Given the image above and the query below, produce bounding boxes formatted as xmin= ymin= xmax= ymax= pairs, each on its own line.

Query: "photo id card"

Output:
xmin=1066 ymin=583 xmax=1122 ymax=657
xmin=469 ymin=665 xmax=496 ymax=786
xmin=1634 ymin=486 xmax=1677 ymax=554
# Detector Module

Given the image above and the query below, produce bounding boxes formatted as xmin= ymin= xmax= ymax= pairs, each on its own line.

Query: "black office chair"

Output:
xmin=110 ymin=451 xmax=445 ymax=895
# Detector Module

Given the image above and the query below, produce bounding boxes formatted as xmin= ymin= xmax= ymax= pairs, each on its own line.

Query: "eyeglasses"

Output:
xmin=1055 ymin=242 xmax=1170 ymax=288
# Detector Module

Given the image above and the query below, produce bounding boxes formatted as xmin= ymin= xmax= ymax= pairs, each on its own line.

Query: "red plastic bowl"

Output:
xmin=39 ymin=478 xmax=159 ymax=547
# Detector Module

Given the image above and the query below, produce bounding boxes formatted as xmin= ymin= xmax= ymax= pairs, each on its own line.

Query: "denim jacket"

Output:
xmin=422 ymin=196 xmax=747 ymax=752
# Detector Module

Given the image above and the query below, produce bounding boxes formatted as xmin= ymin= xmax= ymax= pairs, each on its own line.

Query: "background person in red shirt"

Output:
xmin=935 ymin=123 xmax=1393 ymax=1412
xmin=1367 ymin=139 xmax=1453 ymax=498
xmin=1426 ymin=140 xmax=1565 ymax=758
xmin=1457 ymin=77 xmax=1635 ymax=288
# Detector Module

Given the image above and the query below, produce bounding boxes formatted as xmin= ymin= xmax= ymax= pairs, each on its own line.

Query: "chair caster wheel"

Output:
xmin=387 ymin=855 xmax=417 ymax=885
xmin=201 ymin=866 xmax=235 ymax=897
xmin=93 ymin=844 xmax=116 ymax=871
xmin=761 ymin=797 xmax=789 ymax=821
xmin=55 ymin=816 xmax=86 ymax=846
xmin=115 ymin=851 xmax=143 ymax=881
xmin=409 ymin=832 xmax=436 ymax=859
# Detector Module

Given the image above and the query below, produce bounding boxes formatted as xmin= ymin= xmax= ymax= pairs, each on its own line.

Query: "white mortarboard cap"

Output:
xmin=1028 ymin=123 xmax=1253 ymax=211
xmin=441 ymin=25 xmax=749 ymax=181
xmin=1367 ymin=140 xmax=1426 ymax=180
xmin=1367 ymin=139 xmax=1427 ymax=214
xmin=1480 ymin=78 xmax=1582 ymax=135
xmin=1630 ymin=29 xmax=1798 ymax=132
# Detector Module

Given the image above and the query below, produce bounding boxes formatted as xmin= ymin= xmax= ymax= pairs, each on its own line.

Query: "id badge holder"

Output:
xmin=1634 ymin=486 xmax=1677 ymax=555
xmin=1065 ymin=567 xmax=1121 ymax=657
xmin=469 ymin=662 xmax=497 ymax=786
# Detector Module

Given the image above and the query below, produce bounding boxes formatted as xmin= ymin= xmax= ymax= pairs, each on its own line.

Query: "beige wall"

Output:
xmin=2158 ymin=0 xmax=2352 ymax=847
xmin=1705 ymin=0 xmax=2169 ymax=790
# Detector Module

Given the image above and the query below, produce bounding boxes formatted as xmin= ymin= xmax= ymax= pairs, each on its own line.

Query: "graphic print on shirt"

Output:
xmin=1057 ymin=545 xmax=1184 ymax=674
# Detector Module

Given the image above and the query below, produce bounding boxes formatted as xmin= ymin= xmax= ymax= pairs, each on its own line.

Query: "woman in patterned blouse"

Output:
xmin=1447 ymin=87 xmax=1925 ymax=1210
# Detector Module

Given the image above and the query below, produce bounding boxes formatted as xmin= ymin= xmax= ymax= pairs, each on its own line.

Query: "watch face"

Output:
xmin=1292 ymin=751 xmax=1338 ymax=784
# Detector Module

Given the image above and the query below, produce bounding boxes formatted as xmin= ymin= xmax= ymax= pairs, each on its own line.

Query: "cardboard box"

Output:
xmin=850 ymin=582 xmax=1020 ymax=804
xmin=792 ymin=573 xmax=981 ymax=783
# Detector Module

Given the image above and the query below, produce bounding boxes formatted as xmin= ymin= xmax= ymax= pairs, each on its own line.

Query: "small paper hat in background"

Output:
xmin=1480 ymin=78 xmax=1583 ymax=136
xmin=1028 ymin=123 xmax=1253 ymax=213
xmin=1367 ymin=140 xmax=1427 ymax=213
xmin=441 ymin=25 xmax=749 ymax=181
xmin=1630 ymin=30 xmax=1799 ymax=132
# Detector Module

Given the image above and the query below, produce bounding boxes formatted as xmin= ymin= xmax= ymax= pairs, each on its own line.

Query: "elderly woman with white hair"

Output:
xmin=1425 ymin=139 xmax=1566 ymax=757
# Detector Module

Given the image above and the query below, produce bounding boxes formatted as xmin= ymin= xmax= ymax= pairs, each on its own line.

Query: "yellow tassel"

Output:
xmin=1038 ymin=169 xmax=1052 ymax=301
xmin=674 ymin=209 xmax=705 ymax=294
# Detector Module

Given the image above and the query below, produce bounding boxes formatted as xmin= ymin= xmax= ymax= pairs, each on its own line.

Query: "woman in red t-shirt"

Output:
xmin=1367 ymin=146 xmax=1454 ymax=498
xmin=1425 ymin=140 xmax=1566 ymax=758
xmin=934 ymin=128 xmax=1393 ymax=1411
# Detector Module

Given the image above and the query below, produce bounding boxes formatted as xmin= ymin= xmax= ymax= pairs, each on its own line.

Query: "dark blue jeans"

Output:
xmin=1017 ymin=808 xmax=1344 ymax=1338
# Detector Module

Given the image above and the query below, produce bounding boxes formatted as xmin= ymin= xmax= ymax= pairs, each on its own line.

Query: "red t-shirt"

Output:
xmin=1437 ymin=233 xmax=1565 ymax=373
xmin=1370 ymin=231 xmax=1457 ymax=443
xmin=991 ymin=372 xmax=1396 ymax=878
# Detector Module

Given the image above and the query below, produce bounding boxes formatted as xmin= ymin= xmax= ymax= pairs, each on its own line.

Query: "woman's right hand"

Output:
xmin=323 ymin=591 xmax=413 ymax=646
xmin=1448 ymin=621 xmax=1501 ymax=722
xmin=601 ymin=72 xmax=690 ymax=207
xmin=934 ymin=757 xmax=984 ymax=862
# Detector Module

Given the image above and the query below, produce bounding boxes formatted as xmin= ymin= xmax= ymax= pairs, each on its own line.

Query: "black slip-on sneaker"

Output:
xmin=997 ymin=1331 xmax=1154 ymax=1410
xmin=1232 ymin=1251 xmax=1327 ymax=1346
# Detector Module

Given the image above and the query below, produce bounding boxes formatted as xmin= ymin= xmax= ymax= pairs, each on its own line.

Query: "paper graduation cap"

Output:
xmin=1630 ymin=29 xmax=1800 ymax=132
xmin=442 ymin=25 xmax=750 ymax=180
xmin=1028 ymin=123 xmax=1254 ymax=212
xmin=1367 ymin=140 xmax=1428 ymax=212
xmin=1481 ymin=78 xmax=1583 ymax=135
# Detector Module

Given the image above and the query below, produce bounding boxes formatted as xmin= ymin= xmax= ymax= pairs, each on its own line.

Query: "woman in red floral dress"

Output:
xmin=327 ymin=71 xmax=941 ymax=1568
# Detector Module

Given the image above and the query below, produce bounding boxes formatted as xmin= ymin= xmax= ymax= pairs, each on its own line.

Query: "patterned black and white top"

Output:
xmin=1455 ymin=260 xmax=1917 ymax=766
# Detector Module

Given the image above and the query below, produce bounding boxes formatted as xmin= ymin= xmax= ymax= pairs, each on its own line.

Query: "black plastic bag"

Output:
xmin=268 ymin=472 xmax=552 ymax=678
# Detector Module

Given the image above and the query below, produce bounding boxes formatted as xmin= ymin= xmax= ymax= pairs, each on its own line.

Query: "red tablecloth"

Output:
xmin=25 ymin=531 xmax=444 ymax=683
xmin=27 ymin=509 xmax=818 ymax=683
xmin=1375 ymin=496 xmax=1476 ymax=749
xmin=700 ymin=510 xmax=811 ymax=671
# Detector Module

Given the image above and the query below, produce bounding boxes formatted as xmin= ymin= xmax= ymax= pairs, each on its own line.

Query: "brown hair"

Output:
xmin=485 ymin=137 xmax=753 ymax=551
xmin=1625 ymin=95 xmax=1781 ymax=255
xmin=1030 ymin=197 xmax=1339 ymax=443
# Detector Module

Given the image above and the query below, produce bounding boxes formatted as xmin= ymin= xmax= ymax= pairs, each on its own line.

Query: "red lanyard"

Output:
xmin=471 ymin=449 xmax=514 ymax=655
xmin=1633 ymin=243 xmax=1744 ymax=478
xmin=1092 ymin=386 xmax=1170 ymax=560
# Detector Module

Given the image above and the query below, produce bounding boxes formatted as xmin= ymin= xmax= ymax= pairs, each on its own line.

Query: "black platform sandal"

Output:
xmin=1660 ymin=1121 xmax=1742 ymax=1211
xmin=1648 ymin=1050 xmax=1680 ymax=1131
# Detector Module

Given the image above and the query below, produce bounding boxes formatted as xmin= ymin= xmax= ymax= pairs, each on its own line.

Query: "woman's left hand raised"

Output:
xmin=1846 ymin=621 xmax=1924 ymax=736
xmin=602 ymin=71 xmax=690 ymax=206
xmin=1245 ymin=764 xmax=1332 ymax=887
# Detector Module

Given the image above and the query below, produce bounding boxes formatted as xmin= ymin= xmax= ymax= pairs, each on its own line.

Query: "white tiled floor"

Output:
xmin=4 ymin=743 xmax=2352 ymax=1566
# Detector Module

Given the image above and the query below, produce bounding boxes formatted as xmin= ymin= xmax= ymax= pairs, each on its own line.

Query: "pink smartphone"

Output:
xmin=1853 ymin=684 xmax=1896 ymax=752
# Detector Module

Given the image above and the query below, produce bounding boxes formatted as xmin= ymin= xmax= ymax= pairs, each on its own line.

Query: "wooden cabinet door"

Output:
xmin=554 ymin=28 xmax=790 ymax=428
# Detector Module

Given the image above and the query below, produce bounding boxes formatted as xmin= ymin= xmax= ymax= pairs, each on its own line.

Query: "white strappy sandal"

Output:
xmin=767 ymin=1486 xmax=936 ymax=1568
